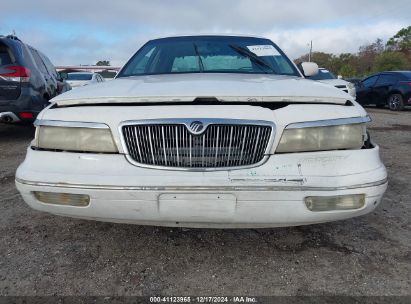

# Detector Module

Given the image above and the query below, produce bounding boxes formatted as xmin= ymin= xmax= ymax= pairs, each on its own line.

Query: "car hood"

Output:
xmin=52 ymin=73 xmax=352 ymax=106
xmin=317 ymin=79 xmax=349 ymax=86
xmin=66 ymin=80 xmax=90 ymax=87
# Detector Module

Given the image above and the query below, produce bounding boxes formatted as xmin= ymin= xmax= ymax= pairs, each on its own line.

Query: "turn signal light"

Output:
xmin=33 ymin=191 xmax=90 ymax=207
xmin=305 ymin=194 xmax=365 ymax=212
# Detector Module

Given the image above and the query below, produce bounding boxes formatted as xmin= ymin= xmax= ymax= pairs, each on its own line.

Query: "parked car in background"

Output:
xmin=16 ymin=35 xmax=387 ymax=228
xmin=307 ymin=68 xmax=356 ymax=98
xmin=0 ymin=35 xmax=61 ymax=123
xmin=356 ymin=71 xmax=411 ymax=111
xmin=345 ymin=77 xmax=362 ymax=87
xmin=66 ymin=72 xmax=105 ymax=88
xmin=56 ymin=74 xmax=71 ymax=94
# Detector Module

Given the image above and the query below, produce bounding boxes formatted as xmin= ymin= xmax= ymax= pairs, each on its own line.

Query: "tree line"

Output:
xmin=294 ymin=26 xmax=411 ymax=78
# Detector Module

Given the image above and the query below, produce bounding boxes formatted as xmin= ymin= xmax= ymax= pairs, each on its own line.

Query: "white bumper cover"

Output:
xmin=16 ymin=145 xmax=387 ymax=228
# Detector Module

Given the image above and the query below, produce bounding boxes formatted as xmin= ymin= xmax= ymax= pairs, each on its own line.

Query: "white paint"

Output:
xmin=52 ymin=73 xmax=353 ymax=106
xmin=316 ymin=78 xmax=356 ymax=97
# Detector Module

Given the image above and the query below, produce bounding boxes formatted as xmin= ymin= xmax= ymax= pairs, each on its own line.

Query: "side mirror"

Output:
xmin=299 ymin=62 xmax=319 ymax=77
xmin=337 ymin=75 xmax=343 ymax=79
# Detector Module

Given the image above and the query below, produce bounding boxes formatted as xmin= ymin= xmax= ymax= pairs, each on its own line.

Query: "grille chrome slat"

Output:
xmin=227 ymin=126 xmax=233 ymax=166
xmin=122 ymin=119 xmax=273 ymax=170
xmin=133 ymin=127 xmax=142 ymax=162
xmin=161 ymin=126 xmax=167 ymax=165
xmin=252 ymin=127 xmax=261 ymax=163
xmin=147 ymin=127 xmax=155 ymax=164
xmin=214 ymin=126 xmax=220 ymax=167
xmin=239 ymin=126 xmax=247 ymax=166
xmin=175 ymin=126 xmax=180 ymax=166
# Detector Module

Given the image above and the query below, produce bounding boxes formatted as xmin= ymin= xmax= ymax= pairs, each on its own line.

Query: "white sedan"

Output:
xmin=16 ymin=35 xmax=387 ymax=228
xmin=308 ymin=68 xmax=356 ymax=98
xmin=66 ymin=72 xmax=105 ymax=88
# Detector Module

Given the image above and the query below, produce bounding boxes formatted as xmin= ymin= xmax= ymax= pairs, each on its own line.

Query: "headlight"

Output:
xmin=347 ymin=82 xmax=355 ymax=89
xmin=276 ymin=123 xmax=366 ymax=153
xmin=34 ymin=123 xmax=118 ymax=153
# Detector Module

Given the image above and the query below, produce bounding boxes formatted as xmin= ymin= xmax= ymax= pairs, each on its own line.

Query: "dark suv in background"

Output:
xmin=356 ymin=71 xmax=411 ymax=111
xmin=0 ymin=35 xmax=68 ymax=123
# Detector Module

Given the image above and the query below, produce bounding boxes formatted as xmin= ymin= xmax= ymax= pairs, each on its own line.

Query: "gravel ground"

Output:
xmin=0 ymin=107 xmax=410 ymax=296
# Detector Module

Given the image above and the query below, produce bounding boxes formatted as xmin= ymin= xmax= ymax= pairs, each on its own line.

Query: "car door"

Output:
xmin=38 ymin=52 xmax=59 ymax=97
xmin=356 ymin=75 xmax=379 ymax=105
xmin=28 ymin=47 xmax=52 ymax=99
xmin=372 ymin=74 xmax=398 ymax=105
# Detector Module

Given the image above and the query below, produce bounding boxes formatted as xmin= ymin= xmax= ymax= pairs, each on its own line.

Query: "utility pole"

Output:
xmin=308 ymin=40 xmax=313 ymax=62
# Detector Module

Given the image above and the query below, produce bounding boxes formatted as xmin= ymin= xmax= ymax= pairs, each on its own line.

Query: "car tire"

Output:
xmin=388 ymin=93 xmax=404 ymax=111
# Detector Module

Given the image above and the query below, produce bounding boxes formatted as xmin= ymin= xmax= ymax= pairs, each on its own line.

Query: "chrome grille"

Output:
xmin=121 ymin=119 xmax=273 ymax=170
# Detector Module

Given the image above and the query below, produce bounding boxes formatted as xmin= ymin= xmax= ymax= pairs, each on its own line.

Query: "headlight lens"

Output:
xmin=34 ymin=126 xmax=118 ymax=153
xmin=276 ymin=123 xmax=365 ymax=153
xmin=347 ymin=82 xmax=355 ymax=89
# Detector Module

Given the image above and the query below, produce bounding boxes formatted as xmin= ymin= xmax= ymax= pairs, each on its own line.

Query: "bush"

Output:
xmin=373 ymin=52 xmax=408 ymax=72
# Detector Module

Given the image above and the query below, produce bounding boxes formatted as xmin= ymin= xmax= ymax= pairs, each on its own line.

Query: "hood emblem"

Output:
xmin=188 ymin=121 xmax=204 ymax=134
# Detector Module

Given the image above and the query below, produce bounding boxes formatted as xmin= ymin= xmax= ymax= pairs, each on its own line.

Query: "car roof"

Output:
xmin=374 ymin=71 xmax=411 ymax=78
xmin=383 ymin=71 xmax=411 ymax=78
xmin=149 ymin=33 xmax=268 ymax=41
xmin=362 ymin=71 xmax=411 ymax=80
xmin=68 ymin=72 xmax=95 ymax=75
xmin=0 ymin=35 xmax=22 ymax=42
xmin=375 ymin=71 xmax=410 ymax=75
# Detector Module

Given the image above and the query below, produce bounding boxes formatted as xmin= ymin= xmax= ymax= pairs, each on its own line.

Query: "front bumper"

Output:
xmin=16 ymin=146 xmax=387 ymax=228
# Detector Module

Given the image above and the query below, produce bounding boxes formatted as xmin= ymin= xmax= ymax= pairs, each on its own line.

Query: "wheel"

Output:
xmin=388 ymin=93 xmax=404 ymax=111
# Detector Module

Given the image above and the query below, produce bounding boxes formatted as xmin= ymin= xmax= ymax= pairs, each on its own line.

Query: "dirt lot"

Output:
xmin=0 ymin=107 xmax=410 ymax=296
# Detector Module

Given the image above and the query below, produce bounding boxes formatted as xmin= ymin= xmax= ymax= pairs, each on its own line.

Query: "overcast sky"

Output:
xmin=1 ymin=0 xmax=410 ymax=66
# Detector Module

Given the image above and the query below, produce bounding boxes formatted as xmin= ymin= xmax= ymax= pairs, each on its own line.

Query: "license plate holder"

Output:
xmin=158 ymin=193 xmax=236 ymax=222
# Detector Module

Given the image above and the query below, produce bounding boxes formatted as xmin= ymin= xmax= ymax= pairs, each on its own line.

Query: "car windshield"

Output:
xmin=118 ymin=36 xmax=300 ymax=77
xmin=308 ymin=69 xmax=336 ymax=80
xmin=67 ymin=73 xmax=93 ymax=80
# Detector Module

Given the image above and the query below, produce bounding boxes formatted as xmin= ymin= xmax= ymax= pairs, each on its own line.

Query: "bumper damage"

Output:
xmin=15 ymin=144 xmax=387 ymax=228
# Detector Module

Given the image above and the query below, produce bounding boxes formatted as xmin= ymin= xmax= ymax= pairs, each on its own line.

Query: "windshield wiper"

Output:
xmin=193 ymin=43 xmax=204 ymax=72
xmin=229 ymin=44 xmax=275 ymax=74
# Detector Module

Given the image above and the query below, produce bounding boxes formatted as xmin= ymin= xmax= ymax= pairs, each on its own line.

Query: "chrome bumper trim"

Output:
xmin=15 ymin=177 xmax=387 ymax=192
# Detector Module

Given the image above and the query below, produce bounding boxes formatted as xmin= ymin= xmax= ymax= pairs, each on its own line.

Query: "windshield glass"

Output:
xmin=308 ymin=69 xmax=336 ymax=80
xmin=118 ymin=36 xmax=300 ymax=77
xmin=67 ymin=73 xmax=93 ymax=80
